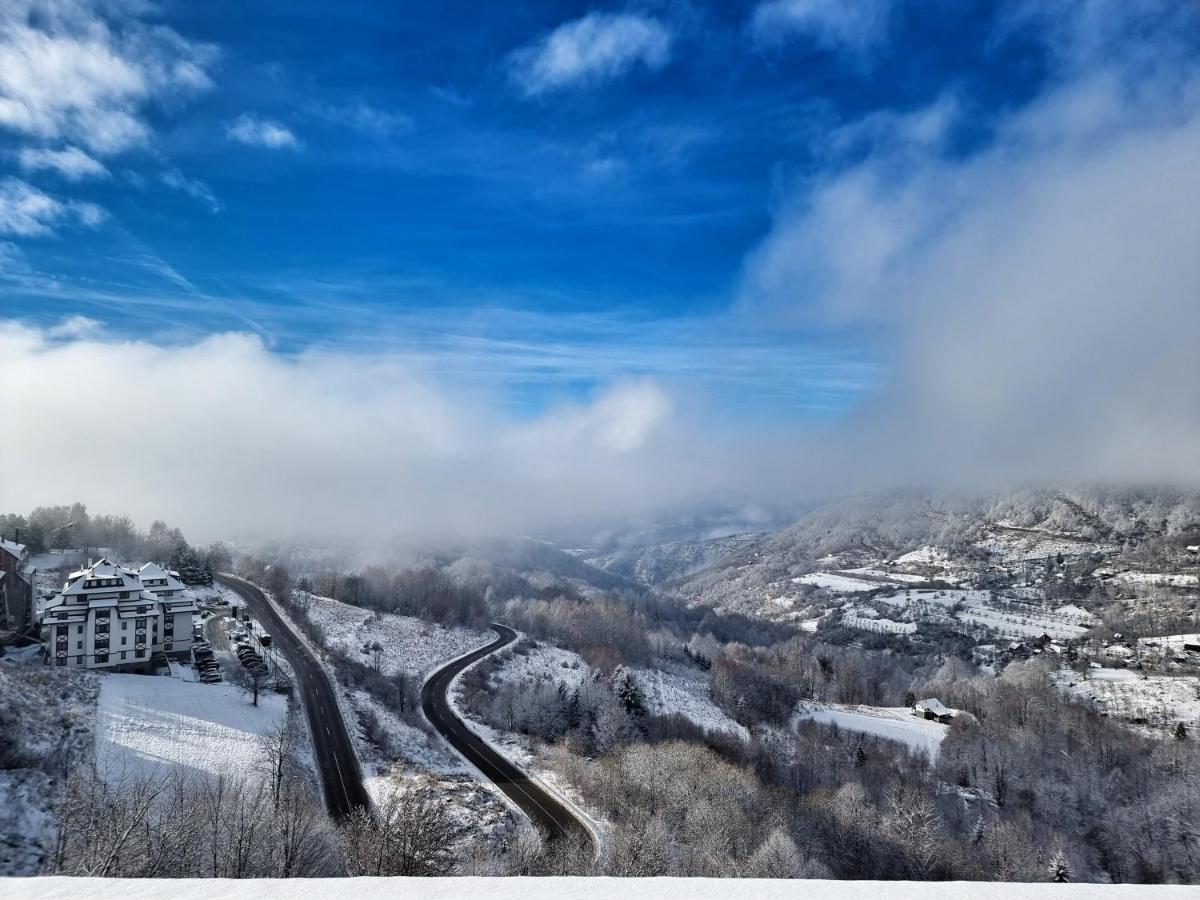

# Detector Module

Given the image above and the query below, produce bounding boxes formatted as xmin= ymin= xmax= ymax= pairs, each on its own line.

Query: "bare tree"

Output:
xmin=258 ymin=706 xmax=305 ymax=807
xmin=272 ymin=779 xmax=336 ymax=877
xmin=338 ymin=784 xmax=458 ymax=876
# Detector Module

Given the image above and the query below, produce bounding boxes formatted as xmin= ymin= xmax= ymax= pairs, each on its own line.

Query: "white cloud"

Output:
xmin=0 ymin=323 xmax=770 ymax=547
xmin=46 ymin=314 xmax=102 ymax=338
xmin=0 ymin=177 xmax=104 ymax=236
xmin=738 ymin=2 xmax=1200 ymax=488
xmin=227 ymin=114 xmax=300 ymax=149
xmin=752 ymin=0 xmax=895 ymax=55
xmin=509 ymin=12 xmax=672 ymax=97
xmin=161 ymin=168 xmax=221 ymax=213
xmin=307 ymin=99 xmax=412 ymax=136
xmin=0 ymin=0 xmax=217 ymax=155
xmin=17 ymin=145 xmax=109 ymax=180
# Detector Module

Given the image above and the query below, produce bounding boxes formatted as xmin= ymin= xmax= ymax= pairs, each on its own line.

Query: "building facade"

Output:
xmin=40 ymin=558 xmax=196 ymax=671
xmin=0 ymin=536 xmax=34 ymax=633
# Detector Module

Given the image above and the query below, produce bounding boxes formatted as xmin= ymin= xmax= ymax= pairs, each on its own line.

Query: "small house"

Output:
xmin=914 ymin=698 xmax=955 ymax=724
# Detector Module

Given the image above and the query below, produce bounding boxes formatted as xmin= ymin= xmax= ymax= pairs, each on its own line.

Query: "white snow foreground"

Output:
xmin=0 ymin=877 xmax=1192 ymax=899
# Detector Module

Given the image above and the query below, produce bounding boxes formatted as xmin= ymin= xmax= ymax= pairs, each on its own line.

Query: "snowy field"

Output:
xmin=632 ymin=666 xmax=748 ymax=740
xmin=894 ymin=546 xmax=954 ymax=566
xmin=874 ymin=589 xmax=1090 ymax=640
xmin=1058 ymin=667 xmax=1200 ymax=731
xmin=95 ymin=673 xmax=287 ymax=781
xmin=1109 ymin=572 xmax=1200 ymax=588
xmin=841 ymin=567 xmax=930 ymax=584
xmin=793 ymin=703 xmax=950 ymax=761
xmin=298 ymin=591 xmax=490 ymax=680
xmin=792 ymin=572 xmax=880 ymax=593
xmin=491 ymin=643 xmax=590 ymax=693
xmin=1138 ymin=633 xmax=1200 ymax=653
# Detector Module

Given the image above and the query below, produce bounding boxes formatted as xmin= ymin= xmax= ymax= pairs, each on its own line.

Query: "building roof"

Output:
xmin=0 ymin=538 xmax=25 ymax=561
xmin=138 ymin=562 xmax=187 ymax=592
xmin=917 ymin=698 xmax=952 ymax=717
xmin=63 ymin=558 xmax=142 ymax=594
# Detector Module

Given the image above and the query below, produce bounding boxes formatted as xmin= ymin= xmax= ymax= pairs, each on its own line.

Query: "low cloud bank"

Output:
xmin=0 ymin=323 xmax=785 ymax=546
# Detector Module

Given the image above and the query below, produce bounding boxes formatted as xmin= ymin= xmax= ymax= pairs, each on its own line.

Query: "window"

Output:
xmin=76 ymin=640 xmax=82 ymax=650
xmin=120 ymin=651 xmax=126 ymax=660
xmin=122 ymin=622 xmax=128 ymax=630
xmin=95 ymin=654 xmax=108 ymax=664
xmin=121 ymin=637 xmax=127 ymax=646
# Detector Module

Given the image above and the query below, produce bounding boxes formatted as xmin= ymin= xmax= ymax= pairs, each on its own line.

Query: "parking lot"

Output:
xmin=191 ymin=603 xmax=274 ymax=688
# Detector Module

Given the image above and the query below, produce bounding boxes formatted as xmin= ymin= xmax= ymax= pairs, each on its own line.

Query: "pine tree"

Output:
xmin=1176 ymin=721 xmax=1188 ymax=741
xmin=610 ymin=666 xmax=645 ymax=717
xmin=1048 ymin=849 xmax=1070 ymax=883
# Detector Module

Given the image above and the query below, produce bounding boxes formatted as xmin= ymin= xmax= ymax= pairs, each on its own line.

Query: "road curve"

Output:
xmin=217 ymin=573 xmax=371 ymax=820
xmin=422 ymin=623 xmax=593 ymax=846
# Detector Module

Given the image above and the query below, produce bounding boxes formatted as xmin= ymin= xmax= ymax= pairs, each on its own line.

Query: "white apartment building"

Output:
xmin=40 ymin=558 xmax=197 ymax=670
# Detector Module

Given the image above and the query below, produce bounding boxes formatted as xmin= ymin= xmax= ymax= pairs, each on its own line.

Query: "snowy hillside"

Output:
xmin=297 ymin=590 xmax=490 ymax=680
xmin=0 ymin=660 xmax=97 ymax=876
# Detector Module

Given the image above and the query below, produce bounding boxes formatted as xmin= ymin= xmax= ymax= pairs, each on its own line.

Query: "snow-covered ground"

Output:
xmin=1108 ymin=572 xmax=1200 ymax=588
xmin=632 ymin=665 xmax=748 ymax=741
xmin=842 ymin=613 xmax=917 ymax=635
xmin=489 ymin=643 xmax=589 ymax=692
xmin=0 ymin=771 xmax=54 ymax=877
xmin=0 ymin=659 xmax=97 ymax=875
xmin=894 ymin=546 xmax=954 ymax=566
xmin=95 ymin=673 xmax=287 ymax=782
xmin=350 ymin=688 xmax=462 ymax=776
xmin=841 ymin=567 xmax=930 ymax=584
xmin=874 ymin=589 xmax=1090 ymax=640
xmin=793 ymin=702 xmax=950 ymax=761
xmin=975 ymin=528 xmax=1114 ymax=563
xmin=1057 ymin=667 xmax=1200 ymax=732
xmin=297 ymin=591 xmax=489 ymax=680
xmin=1138 ymin=633 xmax=1200 ymax=654
xmin=792 ymin=573 xmax=880 ymax=593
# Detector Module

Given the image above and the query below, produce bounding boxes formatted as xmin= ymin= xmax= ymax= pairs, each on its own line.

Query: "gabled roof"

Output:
xmin=137 ymin=562 xmax=186 ymax=591
xmin=0 ymin=538 xmax=25 ymax=561
xmin=917 ymin=698 xmax=952 ymax=717
xmin=63 ymin=558 xmax=142 ymax=594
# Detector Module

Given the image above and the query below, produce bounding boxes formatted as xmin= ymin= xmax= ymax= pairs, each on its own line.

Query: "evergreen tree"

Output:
xmin=1176 ymin=721 xmax=1188 ymax=741
xmin=1048 ymin=849 xmax=1070 ymax=883
xmin=610 ymin=665 xmax=645 ymax=717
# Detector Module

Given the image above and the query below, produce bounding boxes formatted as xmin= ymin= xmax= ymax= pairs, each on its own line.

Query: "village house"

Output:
xmin=0 ymin=534 xmax=34 ymax=634
xmin=913 ymin=698 xmax=956 ymax=724
xmin=39 ymin=558 xmax=196 ymax=671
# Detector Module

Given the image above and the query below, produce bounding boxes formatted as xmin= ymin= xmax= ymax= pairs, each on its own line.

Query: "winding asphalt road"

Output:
xmin=216 ymin=573 xmax=371 ymax=820
xmin=422 ymin=623 xmax=593 ymax=846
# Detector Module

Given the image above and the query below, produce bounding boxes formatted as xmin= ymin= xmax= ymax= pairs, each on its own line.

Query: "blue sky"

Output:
xmin=0 ymin=0 xmax=1074 ymax=419
xmin=1 ymin=0 xmax=1198 ymax=540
